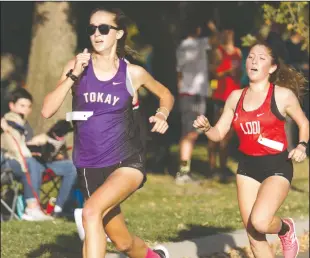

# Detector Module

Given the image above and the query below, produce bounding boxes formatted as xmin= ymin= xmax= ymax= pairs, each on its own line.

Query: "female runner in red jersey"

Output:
xmin=209 ymin=29 xmax=242 ymax=180
xmin=193 ymin=42 xmax=309 ymax=258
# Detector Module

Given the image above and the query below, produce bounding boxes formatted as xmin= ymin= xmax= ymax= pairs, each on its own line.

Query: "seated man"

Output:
xmin=1 ymin=88 xmax=77 ymax=220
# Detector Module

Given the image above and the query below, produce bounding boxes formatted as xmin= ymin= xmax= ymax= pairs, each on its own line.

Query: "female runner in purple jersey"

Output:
xmin=42 ymin=7 xmax=174 ymax=258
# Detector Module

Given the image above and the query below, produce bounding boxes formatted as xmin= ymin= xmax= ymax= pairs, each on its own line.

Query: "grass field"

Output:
xmin=1 ymin=144 xmax=309 ymax=258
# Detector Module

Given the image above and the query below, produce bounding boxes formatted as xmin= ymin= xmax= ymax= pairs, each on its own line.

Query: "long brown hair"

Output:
xmin=89 ymin=7 xmax=138 ymax=59
xmin=250 ymin=41 xmax=307 ymax=102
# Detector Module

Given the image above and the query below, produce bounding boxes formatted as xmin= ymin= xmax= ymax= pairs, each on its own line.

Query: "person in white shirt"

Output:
xmin=175 ymin=21 xmax=217 ymax=184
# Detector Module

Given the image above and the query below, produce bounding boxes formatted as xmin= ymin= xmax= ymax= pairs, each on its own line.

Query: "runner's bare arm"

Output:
xmin=128 ymin=64 xmax=174 ymax=115
xmin=194 ymin=90 xmax=242 ymax=142
xmin=41 ymin=59 xmax=75 ymax=118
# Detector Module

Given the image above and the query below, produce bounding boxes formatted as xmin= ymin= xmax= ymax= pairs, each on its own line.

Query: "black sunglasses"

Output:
xmin=86 ymin=24 xmax=119 ymax=36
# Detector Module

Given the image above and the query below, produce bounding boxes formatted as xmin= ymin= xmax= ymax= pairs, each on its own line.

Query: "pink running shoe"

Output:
xmin=278 ymin=218 xmax=299 ymax=258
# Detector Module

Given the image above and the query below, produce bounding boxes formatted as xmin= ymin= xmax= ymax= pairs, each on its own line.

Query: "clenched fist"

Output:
xmin=72 ymin=48 xmax=91 ymax=76
xmin=193 ymin=115 xmax=212 ymax=133
xmin=149 ymin=114 xmax=169 ymax=134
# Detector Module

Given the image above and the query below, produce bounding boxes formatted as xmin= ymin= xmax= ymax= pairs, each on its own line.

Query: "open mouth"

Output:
xmin=251 ymin=68 xmax=258 ymax=71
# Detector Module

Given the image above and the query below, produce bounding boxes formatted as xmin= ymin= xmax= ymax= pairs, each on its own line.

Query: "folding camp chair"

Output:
xmin=1 ymin=155 xmax=61 ymax=216
xmin=39 ymin=144 xmax=72 ymax=207
xmin=1 ymin=152 xmax=21 ymax=221
xmin=40 ymin=168 xmax=61 ymax=206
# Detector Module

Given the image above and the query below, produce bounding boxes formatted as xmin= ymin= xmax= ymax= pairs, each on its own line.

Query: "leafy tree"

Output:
xmin=242 ymin=2 xmax=309 ymax=52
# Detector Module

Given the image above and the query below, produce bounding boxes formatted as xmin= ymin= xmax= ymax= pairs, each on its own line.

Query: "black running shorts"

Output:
xmin=77 ymin=152 xmax=146 ymax=200
xmin=237 ymin=150 xmax=293 ymax=183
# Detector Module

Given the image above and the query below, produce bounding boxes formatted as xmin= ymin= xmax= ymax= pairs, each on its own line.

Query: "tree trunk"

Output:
xmin=26 ymin=2 xmax=76 ymax=141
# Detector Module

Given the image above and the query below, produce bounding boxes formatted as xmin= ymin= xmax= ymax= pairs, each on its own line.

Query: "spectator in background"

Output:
xmin=209 ymin=28 xmax=242 ymax=182
xmin=1 ymin=53 xmax=26 ymax=118
xmin=175 ymin=21 xmax=217 ymax=184
xmin=1 ymin=88 xmax=77 ymax=220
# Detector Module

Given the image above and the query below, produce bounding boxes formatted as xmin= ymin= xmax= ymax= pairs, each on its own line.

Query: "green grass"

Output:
xmin=1 ymin=144 xmax=309 ymax=257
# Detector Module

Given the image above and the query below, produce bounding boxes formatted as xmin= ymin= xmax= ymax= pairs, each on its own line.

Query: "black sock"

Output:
xmin=278 ymin=219 xmax=290 ymax=235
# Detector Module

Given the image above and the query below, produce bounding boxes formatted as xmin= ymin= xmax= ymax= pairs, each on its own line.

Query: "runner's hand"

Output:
xmin=72 ymin=48 xmax=91 ymax=76
xmin=193 ymin=115 xmax=212 ymax=133
xmin=149 ymin=114 xmax=168 ymax=134
xmin=288 ymin=144 xmax=307 ymax=162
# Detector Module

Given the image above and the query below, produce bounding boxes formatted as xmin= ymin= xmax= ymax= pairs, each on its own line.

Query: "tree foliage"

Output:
xmin=242 ymin=2 xmax=309 ymax=52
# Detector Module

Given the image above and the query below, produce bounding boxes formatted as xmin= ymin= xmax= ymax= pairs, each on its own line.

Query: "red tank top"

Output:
xmin=213 ymin=45 xmax=241 ymax=102
xmin=232 ymin=83 xmax=287 ymax=156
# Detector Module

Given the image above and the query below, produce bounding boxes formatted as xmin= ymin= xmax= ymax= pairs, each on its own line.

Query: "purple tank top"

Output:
xmin=72 ymin=58 xmax=141 ymax=168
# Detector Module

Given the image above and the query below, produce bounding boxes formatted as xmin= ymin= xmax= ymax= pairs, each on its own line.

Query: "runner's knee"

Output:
xmin=82 ymin=203 xmax=103 ymax=225
xmin=113 ymin=236 xmax=134 ymax=253
xmin=250 ymin=213 xmax=271 ymax=234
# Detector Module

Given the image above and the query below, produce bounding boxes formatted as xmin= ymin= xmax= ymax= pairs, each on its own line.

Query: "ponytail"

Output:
xmin=270 ymin=60 xmax=307 ymax=102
